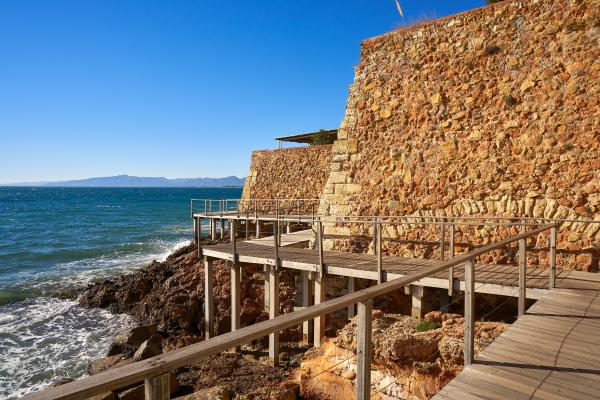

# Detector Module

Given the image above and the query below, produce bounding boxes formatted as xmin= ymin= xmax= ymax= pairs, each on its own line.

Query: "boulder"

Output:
xmin=88 ymin=355 xmax=134 ymax=375
xmin=114 ymin=325 xmax=158 ymax=347
xmin=118 ymin=384 xmax=144 ymax=400
xmin=49 ymin=377 xmax=74 ymax=387
xmin=174 ymin=385 xmax=230 ymax=400
xmin=133 ymin=334 xmax=163 ymax=360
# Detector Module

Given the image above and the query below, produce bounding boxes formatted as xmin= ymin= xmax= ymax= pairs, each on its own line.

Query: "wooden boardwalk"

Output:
xmin=202 ymin=241 xmax=600 ymax=299
xmin=435 ymin=287 xmax=600 ymax=400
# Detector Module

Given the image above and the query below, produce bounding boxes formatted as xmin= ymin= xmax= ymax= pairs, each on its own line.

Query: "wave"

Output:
xmin=0 ymin=238 xmax=191 ymax=305
xmin=0 ymin=297 xmax=135 ymax=399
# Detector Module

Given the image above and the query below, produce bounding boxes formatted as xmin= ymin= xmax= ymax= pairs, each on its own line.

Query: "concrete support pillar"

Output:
xmin=204 ymin=257 xmax=214 ymax=339
xmin=269 ymin=265 xmax=280 ymax=367
xmin=356 ymin=299 xmax=373 ymax=400
xmin=440 ymin=289 xmax=450 ymax=314
xmin=286 ymin=222 xmax=291 ymax=234
xmin=313 ymin=275 xmax=326 ymax=346
xmin=302 ymin=271 xmax=314 ymax=345
xmin=411 ymin=285 xmax=424 ymax=320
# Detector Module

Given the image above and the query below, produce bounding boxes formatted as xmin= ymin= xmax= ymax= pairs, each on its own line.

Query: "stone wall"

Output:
xmin=319 ymin=0 xmax=599 ymax=270
xmin=242 ymin=145 xmax=333 ymax=202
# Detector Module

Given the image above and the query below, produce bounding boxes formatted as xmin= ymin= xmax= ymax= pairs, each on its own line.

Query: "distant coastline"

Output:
xmin=1 ymin=174 xmax=245 ymax=188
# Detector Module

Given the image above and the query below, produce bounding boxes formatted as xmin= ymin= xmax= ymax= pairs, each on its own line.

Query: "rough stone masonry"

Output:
xmin=317 ymin=0 xmax=599 ymax=271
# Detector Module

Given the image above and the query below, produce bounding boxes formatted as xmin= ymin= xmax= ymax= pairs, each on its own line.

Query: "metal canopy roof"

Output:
xmin=275 ymin=129 xmax=338 ymax=144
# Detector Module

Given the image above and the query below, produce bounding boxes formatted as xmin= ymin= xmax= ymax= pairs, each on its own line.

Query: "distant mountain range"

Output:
xmin=3 ymin=174 xmax=246 ymax=188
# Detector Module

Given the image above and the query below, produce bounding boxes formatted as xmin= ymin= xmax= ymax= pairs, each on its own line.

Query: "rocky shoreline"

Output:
xmin=67 ymin=240 xmax=509 ymax=399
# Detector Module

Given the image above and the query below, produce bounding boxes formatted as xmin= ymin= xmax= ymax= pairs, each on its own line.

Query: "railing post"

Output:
xmin=204 ymin=256 xmax=214 ymax=339
xmin=519 ymin=238 xmax=527 ymax=316
xmin=210 ymin=218 xmax=216 ymax=240
xmin=464 ymin=259 xmax=475 ymax=367
xmin=144 ymin=373 xmax=170 ymax=400
xmin=376 ymin=219 xmax=383 ymax=284
xmin=440 ymin=221 xmax=446 ymax=261
xmin=273 ymin=221 xmax=279 ymax=268
xmin=549 ymin=226 xmax=557 ymax=289
xmin=356 ymin=298 xmax=373 ymax=400
xmin=269 ymin=263 xmax=280 ymax=367
xmin=245 ymin=214 xmax=250 ymax=239
xmin=314 ymin=220 xmax=325 ymax=346
xmin=448 ymin=223 xmax=455 ymax=297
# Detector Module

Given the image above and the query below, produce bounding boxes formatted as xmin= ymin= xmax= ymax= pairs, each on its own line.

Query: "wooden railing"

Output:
xmin=24 ymin=223 xmax=556 ymax=400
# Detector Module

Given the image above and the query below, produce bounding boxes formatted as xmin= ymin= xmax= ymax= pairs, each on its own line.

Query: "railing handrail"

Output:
xmin=23 ymin=223 xmax=555 ymax=400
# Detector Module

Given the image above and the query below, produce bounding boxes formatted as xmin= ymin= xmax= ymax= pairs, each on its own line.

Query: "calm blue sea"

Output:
xmin=0 ymin=186 xmax=242 ymax=398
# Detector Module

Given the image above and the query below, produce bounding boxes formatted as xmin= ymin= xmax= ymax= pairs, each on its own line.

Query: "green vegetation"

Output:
xmin=416 ymin=320 xmax=441 ymax=332
xmin=311 ymin=129 xmax=335 ymax=146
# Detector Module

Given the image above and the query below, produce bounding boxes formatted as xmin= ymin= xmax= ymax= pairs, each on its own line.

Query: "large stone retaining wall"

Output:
xmin=319 ymin=0 xmax=599 ymax=270
xmin=241 ymin=145 xmax=333 ymax=201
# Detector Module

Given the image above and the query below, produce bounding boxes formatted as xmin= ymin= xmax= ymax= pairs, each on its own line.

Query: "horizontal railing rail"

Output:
xmin=24 ymin=223 xmax=555 ymax=400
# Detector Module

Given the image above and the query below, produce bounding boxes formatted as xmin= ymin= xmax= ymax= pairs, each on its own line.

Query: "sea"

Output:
xmin=0 ymin=186 xmax=242 ymax=399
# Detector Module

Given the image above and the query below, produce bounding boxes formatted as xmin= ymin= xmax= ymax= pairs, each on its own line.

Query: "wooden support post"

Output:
xmin=411 ymin=285 xmax=423 ymax=319
xmin=273 ymin=221 xmax=279 ymax=268
xmin=313 ymin=275 xmax=326 ymax=346
xmin=264 ymin=264 xmax=270 ymax=311
xmin=376 ymin=220 xmax=383 ymax=284
xmin=440 ymin=222 xmax=445 ymax=261
xmin=230 ymin=219 xmax=237 ymax=263
xmin=194 ymin=217 xmax=199 ymax=245
xmin=269 ymin=265 xmax=280 ymax=367
xmin=286 ymin=222 xmax=291 ymax=234
xmin=256 ymin=219 xmax=261 ymax=238
xmin=317 ymin=221 xmax=324 ymax=271
xmin=204 ymin=257 xmax=214 ymax=339
xmin=347 ymin=277 xmax=356 ymax=318
xmin=549 ymin=226 xmax=557 ymax=289
xmin=231 ymin=262 xmax=241 ymax=334
xmin=448 ymin=224 xmax=455 ymax=296
xmin=518 ymin=238 xmax=527 ymax=316
xmin=144 ymin=373 xmax=170 ymax=400
xmin=210 ymin=218 xmax=217 ymax=240
xmin=464 ymin=259 xmax=475 ymax=367
xmin=220 ymin=219 xmax=225 ymax=239
xmin=245 ymin=219 xmax=250 ymax=239
xmin=356 ymin=299 xmax=373 ymax=400
xmin=302 ymin=271 xmax=314 ymax=344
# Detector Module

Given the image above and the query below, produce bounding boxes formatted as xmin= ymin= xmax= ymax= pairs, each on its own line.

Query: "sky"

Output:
xmin=0 ymin=0 xmax=486 ymax=183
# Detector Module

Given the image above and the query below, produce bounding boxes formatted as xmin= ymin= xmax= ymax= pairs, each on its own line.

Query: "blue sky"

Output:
xmin=0 ymin=0 xmax=486 ymax=183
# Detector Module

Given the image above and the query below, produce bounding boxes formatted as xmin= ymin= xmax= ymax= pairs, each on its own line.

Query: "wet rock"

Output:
xmin=49 ymin=377 xmax=74 ymax=387
xmin=87 ymin=355 xmax=134 ymax=375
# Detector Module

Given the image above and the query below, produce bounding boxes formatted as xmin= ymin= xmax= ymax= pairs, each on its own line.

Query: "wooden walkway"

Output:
xmin=435 ymin=287 xmax=600 ymax=400
xmin=244 ymin=229 xmax=313 ymax=248
xmin=202 ymin=241 xmax=600 ymax=299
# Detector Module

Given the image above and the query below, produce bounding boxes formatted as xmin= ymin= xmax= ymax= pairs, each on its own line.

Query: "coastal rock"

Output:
xmin=174 ymin=385 xmax=230 ymax=400
xmin=114 ymin=324 xmax=157 ymax=347
xmin=300 ymin=312 xmax=507 ymax=399
xmin=133 ymin=334 xmax=163 ymax=360
xmin=87 ymin=355 xmax=134 ymax=375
